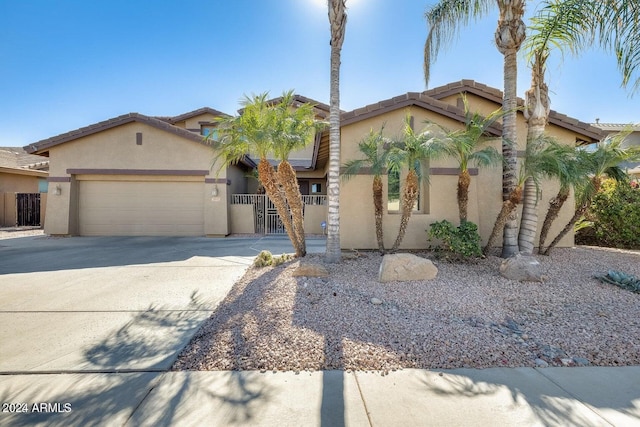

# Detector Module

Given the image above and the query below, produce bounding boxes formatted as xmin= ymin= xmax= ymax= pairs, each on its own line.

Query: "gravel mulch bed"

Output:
xmin=172 ymin=247 xmax=640 ymax=372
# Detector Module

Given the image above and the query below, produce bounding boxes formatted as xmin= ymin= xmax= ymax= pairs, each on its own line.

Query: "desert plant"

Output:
xmin=253 ymin=250 xmax=294 ymax=268
xmin=595 ymin=270 xmax=640 ymax=293
xmin=428 ymin=219 xmax=482 ymax=261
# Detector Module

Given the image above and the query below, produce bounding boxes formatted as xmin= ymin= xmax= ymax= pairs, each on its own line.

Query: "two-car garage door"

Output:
xmin=78 ymin=180 xmax=205 ymax=236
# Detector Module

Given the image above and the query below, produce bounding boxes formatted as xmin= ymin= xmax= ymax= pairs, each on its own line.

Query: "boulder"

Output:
xmin=378 ymin=253 xmax=438 ymax=282
xmin=292 ymin=263 xmax=329 ymax=278
xmin=499 ymin=253 xmax=545 ymax=282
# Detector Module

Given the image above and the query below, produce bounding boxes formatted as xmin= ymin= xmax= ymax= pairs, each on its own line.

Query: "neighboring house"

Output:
xmin=592 ymin=122 xmax=640 ymax=177
xmin=25 ymin=80 xmax=601 ymax=249
xmin=0 ymin=147 xmax=49 ymax=227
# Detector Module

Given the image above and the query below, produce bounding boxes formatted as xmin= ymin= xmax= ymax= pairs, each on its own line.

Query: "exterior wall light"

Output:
xmin=54 ymin=185 xmax=62 ymax=196
xmin=212 ymin=185 xmax=219 ymax=197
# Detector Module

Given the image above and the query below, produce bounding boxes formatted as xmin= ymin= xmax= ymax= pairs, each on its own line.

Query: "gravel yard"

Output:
xmin=173 ymin=246 xmax=640 ymax=372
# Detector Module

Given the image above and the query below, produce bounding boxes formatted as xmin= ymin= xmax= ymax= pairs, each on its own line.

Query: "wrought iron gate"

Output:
xmin=231 ymin=194 xmax=325 ymax=234
xmin=16 ymin=193 xmax=41 ymax=226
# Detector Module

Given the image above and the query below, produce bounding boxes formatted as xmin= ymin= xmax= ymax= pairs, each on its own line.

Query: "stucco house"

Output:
xmin=0 ymin=147 xmax=49 ymax=226
xmin=25 ymin=80 xmax=601 ymax=249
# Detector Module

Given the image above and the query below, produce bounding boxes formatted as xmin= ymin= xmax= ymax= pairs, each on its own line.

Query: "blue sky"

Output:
xmin=1 ymin=0 xmax=637 ymax=147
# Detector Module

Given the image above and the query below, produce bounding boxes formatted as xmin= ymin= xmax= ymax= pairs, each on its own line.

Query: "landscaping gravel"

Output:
xmin=173 ymin=246 xmax=640 ymax=372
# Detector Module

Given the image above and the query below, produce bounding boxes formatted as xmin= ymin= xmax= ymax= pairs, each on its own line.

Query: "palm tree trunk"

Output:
xmin=518 ymin=178 xmax=539 ymax=255
xmin=326 ymin=0 xmax=347 ymax=263
xmin=496 ymin=0 xmax=526 ymax=258
xmin=373 ymin=175 xmax=385 ymax=254
xmin=457 ymin=169 xmax=470 ymax=223
xmin=542 ymin=177 xmax=601 ymax=255
xmin=541 ymin=203 xmax=588 ymax=256
xmin=278 ymin=161 xmax=306 ymax=257
xmin=538 ymin=187 xmax=569 ymax=253
xmin=484 ymin=185 xmax=523 ymax=255
xmin=391 ymin=169 xmax=419 ymax=252
xmin=258 ymin=158 xmax=301 ymax=257
xmin=519 ymin=51 xmax=550 ymax=255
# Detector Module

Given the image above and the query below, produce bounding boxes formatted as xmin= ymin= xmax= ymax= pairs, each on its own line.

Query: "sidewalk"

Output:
xmin=2 ymin=366 xmax=639 ymax=426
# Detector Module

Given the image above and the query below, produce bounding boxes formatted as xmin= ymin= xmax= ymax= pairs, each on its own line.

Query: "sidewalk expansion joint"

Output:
xmin=353 ymin=372 xmax=374 ymax=427
xmin=533 ymin=368 xmax=616 ymax=427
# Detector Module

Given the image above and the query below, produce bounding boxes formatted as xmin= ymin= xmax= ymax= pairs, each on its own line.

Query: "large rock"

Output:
xmin=292 ymin=263 xmax=329 ymax=278
xmin=378 ymin=253 xmax=438 ymax=282
xmin=499 ymin=253 xmax=544 ymax=282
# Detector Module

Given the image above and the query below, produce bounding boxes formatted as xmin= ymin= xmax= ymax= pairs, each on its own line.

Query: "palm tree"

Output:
xmin=425 ymin=0 xmax=526 ymax=258
xmin=342 ymin=127 xmax=391 ymax=254
xmin=536 ymin=147 xmax=585 ymax=252
xmin=388 ymin=116 xmax=435 ymax=252
xmin=426 ymin=95 xmax=504 ymax=224
xmin=483 ymin=136 xmax=572 ymax=254
xmin=326 ymin=0 xmax=347 ymax=263
xmin=211 ymin=91 xmax=319 ymax=258
xmin=541 ymin=132 xmax=640 ymax=255
xmin=517 ymin=0 xmax=640 ymax=255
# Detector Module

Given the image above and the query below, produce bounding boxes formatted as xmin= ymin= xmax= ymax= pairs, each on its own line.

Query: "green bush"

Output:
xmin=576 ymin=178 xmax=640 ymax=249
xmin=428 ymin=220 xmax=482 ymax=261
xmin=253 ymin=250 xmax=294 ymax=268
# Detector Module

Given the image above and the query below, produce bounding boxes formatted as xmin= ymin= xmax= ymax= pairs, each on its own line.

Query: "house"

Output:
xmin=0 ymin=147 xmax=49 ymax=227
xmin=592 ymin=122 xmax=640 ymax=178
xmin=25 ymin=80 xmax=602 ymax=249
xmin=338 ymin=80 xmax=602 ymax=249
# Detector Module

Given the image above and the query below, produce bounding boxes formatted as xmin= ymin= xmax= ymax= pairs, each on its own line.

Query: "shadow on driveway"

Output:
xmin=0 ymin=235 xmax=326 ymax=274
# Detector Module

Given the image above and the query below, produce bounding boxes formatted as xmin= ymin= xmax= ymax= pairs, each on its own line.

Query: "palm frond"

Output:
xmin=424 ymin=0 xmax=494 ymax=86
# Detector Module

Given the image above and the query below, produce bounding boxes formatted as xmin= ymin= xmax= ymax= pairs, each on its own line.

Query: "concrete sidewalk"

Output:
xmin=1 ymin=366 xmax=639 ymax=426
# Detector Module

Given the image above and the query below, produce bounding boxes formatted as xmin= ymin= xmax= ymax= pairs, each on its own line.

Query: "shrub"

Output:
xmin=576 ymin=178 xmax=640 ymax=249
xmin=253 ymin=250 xmax=295 ymax=268
xmin=428 ymin=220 xmax=482 ymax=261
xmin=253 ymin=250 xmax=274 ymax=267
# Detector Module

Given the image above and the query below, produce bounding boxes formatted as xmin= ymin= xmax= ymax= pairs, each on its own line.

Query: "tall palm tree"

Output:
xmin=211 ymin=91 xmax=319 ymax=258
xmin=541 ymin=132 xmax=640 ymax=255
xmin=483 ymin=136 xmax=572 ymax=254
xmin=388 ymin=116 xmax=435 ymax=252
xmin=326 ymin=0 xmax=347 ymax=263
xmin=425 ymin=95 xmax=504 ymax=224
xmin=425 ymin=0 xmax=526 ymax=258
xmin=342 ymin=127 xmax=391 ymax=254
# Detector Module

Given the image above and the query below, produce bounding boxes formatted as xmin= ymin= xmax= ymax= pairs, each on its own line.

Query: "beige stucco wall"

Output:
xmin=303 ymin=204 xmax=327 ymax=234
xmin=339 ymin=102 xmax=577 ymax=250
xmin=44 ymin=121 xmax=231 ymax=236
xmin=230 ymin=204 xmax=255 ymax=234
xmin=0 ymin=171 xmax=41 ymax=193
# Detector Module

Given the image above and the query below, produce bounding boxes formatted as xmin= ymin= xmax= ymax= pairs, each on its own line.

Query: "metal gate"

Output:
xmin=16 ymin=193 xmax=41 ymax=226
xmin=232 ymin=194 xmax=326 ymax=235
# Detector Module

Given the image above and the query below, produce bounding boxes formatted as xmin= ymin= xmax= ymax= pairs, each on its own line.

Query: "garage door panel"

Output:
xmin=78 ymin=181 xmax=205 ymax=236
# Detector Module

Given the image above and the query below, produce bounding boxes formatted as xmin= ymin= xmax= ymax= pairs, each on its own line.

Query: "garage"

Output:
xmin=78 ymin=179 xmax=205 ymax=236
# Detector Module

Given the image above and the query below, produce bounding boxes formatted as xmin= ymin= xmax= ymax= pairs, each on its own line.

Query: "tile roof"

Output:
xmin=24 ymin=113 xmax=210 ymax=155
xmin=340 ymin=91 xmax=503 ymax=136
xmin=593 ymin=123 xmax=640 ymax=132
xmin=424 ymin=80 xmax=603 ymax=142
xmin=161 ymin=107 xmax=228 ymax=124
xmin=0 ymin=147 xmax=49 ymax=171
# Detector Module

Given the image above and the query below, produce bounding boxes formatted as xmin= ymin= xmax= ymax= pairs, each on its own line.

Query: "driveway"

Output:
xmin=0 ymin=235 xmax=325 ymax=373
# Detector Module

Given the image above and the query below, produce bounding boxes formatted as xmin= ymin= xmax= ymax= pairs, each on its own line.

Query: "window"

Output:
xmin=311 ymin=183 xmax=322 ymax=194
xmin=387 ymin=162 xmax=430 ymax=214
xmin=202 ymin=127 xmax=218 ymax=140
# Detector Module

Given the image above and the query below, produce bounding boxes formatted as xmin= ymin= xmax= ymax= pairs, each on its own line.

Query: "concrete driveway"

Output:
xmin=0 ymin=235 xmax=325 ymax=373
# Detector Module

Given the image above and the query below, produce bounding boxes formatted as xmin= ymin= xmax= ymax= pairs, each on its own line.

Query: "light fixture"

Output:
xmin=212 ymin=185 xmax=219 ymax=197
xmin=54 ymin=185 xmax=62 ymax=196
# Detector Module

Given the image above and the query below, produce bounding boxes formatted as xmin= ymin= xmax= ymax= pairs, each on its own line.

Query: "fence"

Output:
xmin=231 ymin=194 xmax=327 ymax=234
